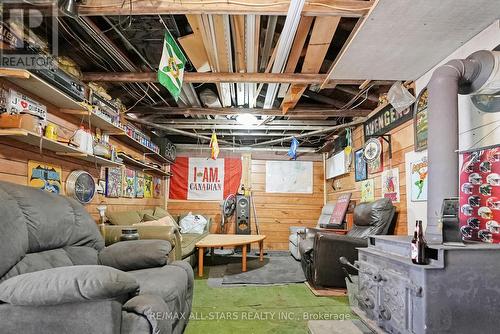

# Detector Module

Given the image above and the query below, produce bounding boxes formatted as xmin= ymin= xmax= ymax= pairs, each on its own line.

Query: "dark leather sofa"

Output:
xmin=299 ymin=198 xmax=395 ymax=288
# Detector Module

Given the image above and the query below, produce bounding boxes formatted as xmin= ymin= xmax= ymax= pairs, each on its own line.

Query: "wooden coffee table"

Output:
xmin=195 ymin=234 xmax=266 ymax=277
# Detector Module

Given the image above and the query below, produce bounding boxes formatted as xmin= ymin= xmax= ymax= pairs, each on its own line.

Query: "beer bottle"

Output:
xmin=411 ymin=220 xmax=428 ymax=265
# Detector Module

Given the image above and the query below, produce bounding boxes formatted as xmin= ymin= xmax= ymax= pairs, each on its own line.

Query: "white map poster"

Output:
xmin=265 ymin=161 xmax=313 ymax=194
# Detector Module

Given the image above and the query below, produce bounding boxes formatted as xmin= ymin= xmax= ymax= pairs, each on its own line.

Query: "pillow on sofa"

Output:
xmin=134 ymin=215 xmax=178 ymax=228
xmin=106 ymin=211 xmax=142 ymax=226
xmin=0 ymin=265 xmax=139 ymax=306
xmin=137 ymin=209 xmax=154 ymax=219
xmin=153 ymin=206 xmax=169 ymax=219
xmin=135 ymin=215 xmax=183 ymax=241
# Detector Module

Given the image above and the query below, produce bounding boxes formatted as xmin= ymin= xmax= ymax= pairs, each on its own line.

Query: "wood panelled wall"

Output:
xmin=168 ymin=157 xmax=324 ymax=250
xmin=0 ymin=79 xmax=166 ymax=222
xmin=327 ymin=120 xmax=414 ymax=235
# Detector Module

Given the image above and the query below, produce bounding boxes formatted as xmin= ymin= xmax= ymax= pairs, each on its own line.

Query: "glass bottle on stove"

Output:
xmin=411 ymin=220 xmax=428 ymax=265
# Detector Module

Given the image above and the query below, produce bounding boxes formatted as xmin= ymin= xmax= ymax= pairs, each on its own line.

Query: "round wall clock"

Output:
xmin=66 ymin=170 xmax=96 ymax=204
xmin=363 ymin=138 xmax=382 ymax=163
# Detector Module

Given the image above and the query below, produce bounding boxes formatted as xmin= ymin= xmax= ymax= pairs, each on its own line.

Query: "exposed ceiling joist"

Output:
xmin=182 ymin=132 xmax=306 ymax=137
xmin=277 ymin=16 xmax=314 ymax=98
xmin=82 ymin=71 xmax=325 ymax=84
xmin=77 ymin=0 xmax=373 ymax=17
xmin=82 ymin=71 xmax=395 ymax=87
xmin=282 ymin=16 xmax=341 ymax=113
xmin=150 ymin=123 xmax=329 ymax=131
xmin=144 ymin=119 xmax=338 ymax=126
xmin=175 ymin=144 xmax=318 ymax=153
xmin=128 ymin=106 xmax=371 ymax=117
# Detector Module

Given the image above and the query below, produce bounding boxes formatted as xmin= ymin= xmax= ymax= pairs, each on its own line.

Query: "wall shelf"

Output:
xmin=0 ymin=128 xmax=122 ymax=167
xmin=60 ymin=109 xmax=125 ymax=134
xmin=118 ymin=153 xmax=170 ymax=177
xmin=0 ymin=68 xmax=86 ymax=111
xmin=112 ymin=133 xmax=168 ymax=163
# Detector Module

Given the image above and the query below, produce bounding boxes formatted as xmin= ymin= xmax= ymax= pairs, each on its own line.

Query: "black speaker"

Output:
xmin=236 ymin=195 xmax=251 ymax=235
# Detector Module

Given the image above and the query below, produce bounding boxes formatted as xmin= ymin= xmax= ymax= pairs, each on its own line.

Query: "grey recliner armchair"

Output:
xmin=299 ymin=198 xmax=395 ymax=288
xmin=0 ymin=181 xmax=193 ymax=334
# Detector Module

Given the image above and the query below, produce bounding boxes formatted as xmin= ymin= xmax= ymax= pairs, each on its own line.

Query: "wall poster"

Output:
xmin=410 ymin=155 xmax=428 ymax=202
xmin=459 ymin=147 xmax=500 ymax=243
xmin=414 ymin=87 xmax=428 ymax=152
xmin=361 ymin=179 xmax=375 ymax=202
xmin=105 ymin=167 xmax=122 ymax=198
xmin=153 ymin=177 xmax=162 ymax=198
xmin=144 ymin=174 xmax=153 ymax=198
xmin=27 ymin=160 xmax=62 ymax=194
xmin=122 ymin=168 xmax=136 ymax=198
xmin=169 ymin=157 xmax=242 ymax=200
xmin=135 ymin=171 xmax=145 ymax=198
xmin=382 ymin=168 xmax=400 ymax=203
xmin=354 ymin=149 xmax=368 ymax=182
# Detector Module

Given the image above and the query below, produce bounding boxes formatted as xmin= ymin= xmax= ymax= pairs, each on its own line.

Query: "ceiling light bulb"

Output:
xmin=236 ymin=113 xmax=257 ymax=125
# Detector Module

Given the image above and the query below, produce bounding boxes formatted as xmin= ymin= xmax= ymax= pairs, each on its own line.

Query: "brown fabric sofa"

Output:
xmin=103 ymin=207 xmax=211 ymax=265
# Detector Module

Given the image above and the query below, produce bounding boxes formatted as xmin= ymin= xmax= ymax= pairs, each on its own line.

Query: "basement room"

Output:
xmin=0 ymin=1 xmax=499 ymax=334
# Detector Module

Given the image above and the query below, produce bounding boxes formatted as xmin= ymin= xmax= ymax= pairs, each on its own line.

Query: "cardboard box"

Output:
xmin=0 ymin=114 xmax=41 ymax=132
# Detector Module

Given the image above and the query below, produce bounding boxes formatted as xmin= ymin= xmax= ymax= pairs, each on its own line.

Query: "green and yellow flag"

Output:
xmin=158 ymin=30 xmax=186 ymax=100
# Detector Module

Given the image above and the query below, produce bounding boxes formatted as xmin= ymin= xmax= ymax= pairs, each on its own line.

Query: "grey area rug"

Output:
xmin=221 ymin=255 xmax=306 ymax=285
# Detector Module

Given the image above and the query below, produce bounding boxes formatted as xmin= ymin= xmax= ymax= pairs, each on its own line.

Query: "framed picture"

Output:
xmin=367 ymin=138 xmax=383 ymax=174
xmin=144 ymin=174 xmax=153 ymax=198
xmin=105 ymin=167 xmax=122 ymax=198
xmin=122 ymin=168 xmax=136 ymax=198
xmin=414 ymin=87 xmax=428 ymax=152
xmin=153 ymin=177 xmax=162 ymax=198
xmin=382 ymin=168 xmax=400 ymax=203
xmin=361 ymin=179 xmax=375 ymax=202
xmin=135 ymin=171 xmax=145 ymax=198
xmin=410 ymin=155 xmax=428 ymax=202
xmin=27 ymin=160 xmax=62 ymax=194
xmin=354 ymin=149 xmax=368 ymax=182
xmin=96 ymin=179 xmax=106 ymax=195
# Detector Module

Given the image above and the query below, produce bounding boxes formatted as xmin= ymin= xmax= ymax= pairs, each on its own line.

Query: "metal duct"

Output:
xmin=426 ymin=50 xmax=496 ymax=243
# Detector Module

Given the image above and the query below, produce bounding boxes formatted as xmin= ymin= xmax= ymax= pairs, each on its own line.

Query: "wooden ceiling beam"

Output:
xmin=127 ymin=106 xmax=371 ymax=117
xmin=82 ymin=71 xmax=395 ymax=87
xmin=82 ymin=71 xmax=329 ymax=84
xmin=78 ymin=0 xmax=373 ymax=17
xmin=282 ymin=16 xmax=341 ymax=113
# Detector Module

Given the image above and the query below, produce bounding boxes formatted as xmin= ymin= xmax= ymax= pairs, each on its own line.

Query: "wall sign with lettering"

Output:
xmin=364 ymin=103 xmax=413 ymax=139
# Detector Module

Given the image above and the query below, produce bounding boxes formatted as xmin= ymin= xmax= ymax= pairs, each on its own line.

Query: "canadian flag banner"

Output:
xmin=169 ymin=157 xmax=242 ymax=200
